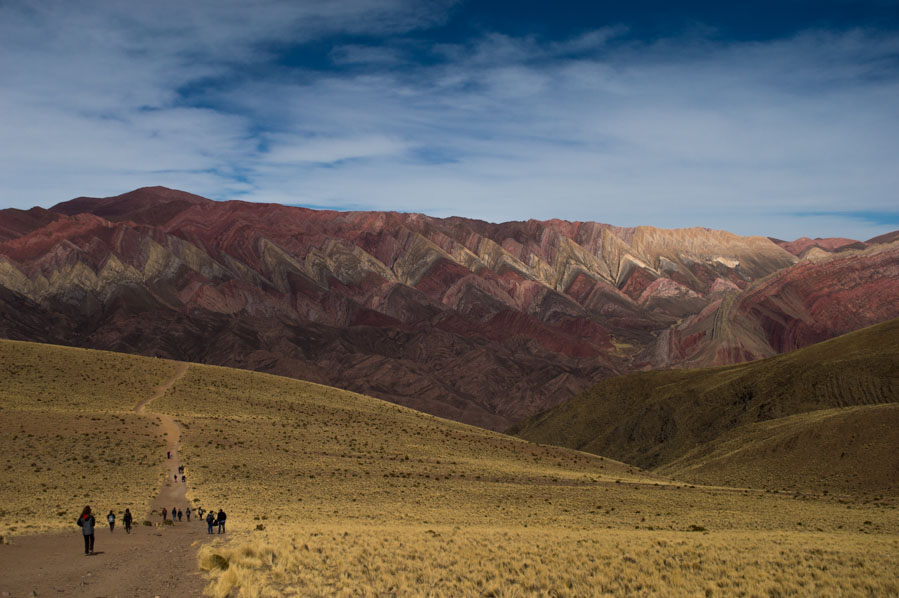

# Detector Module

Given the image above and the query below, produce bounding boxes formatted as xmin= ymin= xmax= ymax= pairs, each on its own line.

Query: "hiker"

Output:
xmin=174 ymin=473 xmax=177 ymax=481
xmin=177 ymin=509 xmax=183 ymax=522
xmin=76 ymin=506 xmax=95 ymax=555
xmin=217 ymin=509 xmax=226 ymax=534
xmin=206 ymin=511 xmax=215 ymax=534
xmin=107 ymin=510 xmax=115 ymax=532
xmin=167 ymin=451 xmax=171 ymax=459
xmin=182 ymin=475 xmax=186 ymax=483
xmin=186 ymin=507 xmax=191 ymax=522
xmin=161 ymin=507 xmax=167 ymax=522
xmin=123 ymin=508 xmax=133 ymax=534
xmin=172 ymin=506 xmax=177 ymax=523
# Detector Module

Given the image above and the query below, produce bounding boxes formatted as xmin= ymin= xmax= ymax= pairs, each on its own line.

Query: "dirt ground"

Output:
xmin=0 ymin=363 xmax=215 ymax=597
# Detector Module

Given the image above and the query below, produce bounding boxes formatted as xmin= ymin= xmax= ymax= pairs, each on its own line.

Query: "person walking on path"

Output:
xmin=216 ymin=509 xmax=227 ymax=534
xmin=206 ymin=511 xmax=215 ymax=534
xmin=172 ymin=506 xmax=177 ymax=524
xmin=186 ymin=507 xmax=191 ymax=522
xmin=76 ymin=506 xmax=96 ymax=555
xmin=123 ymin=508 xmax=133 ymax=534
xmin=106 ymin=510 xmax=115 ymax=532
xmin=177 ymin=508 xmax=183 ymax=522
xmin=161 ymin=507 xmax=167 ymax=523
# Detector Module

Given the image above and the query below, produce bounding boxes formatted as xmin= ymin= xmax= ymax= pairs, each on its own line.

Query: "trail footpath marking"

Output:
xmin=0 ymin=362 xmax=212 ymax=597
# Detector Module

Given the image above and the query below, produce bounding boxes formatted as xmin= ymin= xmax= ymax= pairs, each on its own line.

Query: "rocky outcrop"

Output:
xmin=0 ymin=187 xmax=896 ymax=429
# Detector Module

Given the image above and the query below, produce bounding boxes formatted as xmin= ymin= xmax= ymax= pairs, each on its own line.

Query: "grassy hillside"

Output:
xmin=510 ymin=318 xmax=899 ymax=487
xmin=2 ymin=338 xmax=898 ymax=596
xmin=658 ymin=403 xmax=899 ymax=494
xmin=0 ymin=340 xmax=174 ymax=533
xmin=150 ymin=362 xmax=659 ymax=530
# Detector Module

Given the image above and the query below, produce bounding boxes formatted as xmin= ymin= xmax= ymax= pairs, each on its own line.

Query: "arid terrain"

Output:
xmin=1 ymin=339 xmax=897 ymax=596
xmin=1 ymin=187 xmax=897 ymax=430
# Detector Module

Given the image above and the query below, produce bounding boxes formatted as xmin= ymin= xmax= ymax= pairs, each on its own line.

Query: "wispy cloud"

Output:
xmin=0 ymin=1 xmax=897 ymax=241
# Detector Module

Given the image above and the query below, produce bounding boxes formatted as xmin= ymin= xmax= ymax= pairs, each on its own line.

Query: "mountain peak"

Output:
xmin=49 ymin=186 xmax=212 ymax=226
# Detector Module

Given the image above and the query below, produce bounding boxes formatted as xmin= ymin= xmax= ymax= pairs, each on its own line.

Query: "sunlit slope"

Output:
xmin=150 ymin=362 xmax=663 ymax=530
xmin=146 ymin=358 xmax=897 ymax=536
xmin=0 ymin=340 xmax=175 ymax=533
xmin=658 ymin=403 xmax=899 ymax=494
xmin=510 ymin=318 xmax=899 ymax=491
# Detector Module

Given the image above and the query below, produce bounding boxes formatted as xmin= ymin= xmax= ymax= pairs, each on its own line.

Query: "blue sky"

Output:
xmin=1 ymin=0 xmax=897 ymax=240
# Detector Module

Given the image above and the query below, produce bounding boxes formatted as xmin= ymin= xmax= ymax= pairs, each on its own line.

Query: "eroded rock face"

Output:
xmin=0 ymin=187 xmax=895 ymax=429
xmin=655 ymin=243 xmax=899 ymax=368
xmin=769 ymin=236 xmax=865 ymax=257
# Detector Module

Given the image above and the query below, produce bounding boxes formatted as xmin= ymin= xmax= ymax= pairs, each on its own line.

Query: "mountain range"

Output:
xmin=1 ymin=187 xmax=896 ymax=429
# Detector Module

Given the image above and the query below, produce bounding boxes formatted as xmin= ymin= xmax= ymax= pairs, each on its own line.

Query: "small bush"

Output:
xmin=206 ymin=552 xmax=230 ymax=571
xmin=687 ymin=525 xmax=706 ymax=532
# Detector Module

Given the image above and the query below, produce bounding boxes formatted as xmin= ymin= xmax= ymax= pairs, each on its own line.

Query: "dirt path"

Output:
xmin=0 ymin=362 xmax=214 ymax=597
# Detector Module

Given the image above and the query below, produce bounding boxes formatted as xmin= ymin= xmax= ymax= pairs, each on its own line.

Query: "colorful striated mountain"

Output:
xmin=0 ymin=187 xmax=896 ymax=429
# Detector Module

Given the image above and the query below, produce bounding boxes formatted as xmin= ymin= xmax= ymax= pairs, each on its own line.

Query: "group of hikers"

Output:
xmin=76 ymin=454 xmax=227 ymax=555
xmin=160 ymin=505 xmax=227 ymax=533
xmin=76 ymin=506 xmax=133 ymax=555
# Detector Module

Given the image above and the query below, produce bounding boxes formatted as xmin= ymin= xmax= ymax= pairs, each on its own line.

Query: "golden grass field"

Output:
xmin=2 ymin=338 xmax=898 ymax=596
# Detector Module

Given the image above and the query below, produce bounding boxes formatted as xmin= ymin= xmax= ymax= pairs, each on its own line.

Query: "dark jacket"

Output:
xmin=77 ymin=514 xmax=95 ymax=535
xmin=217 ymin=510 xmax=226 ymax=521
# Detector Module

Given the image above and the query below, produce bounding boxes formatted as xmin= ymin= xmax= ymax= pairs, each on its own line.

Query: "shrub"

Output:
xmin=687 ymin=525 xmax=706 ymax=532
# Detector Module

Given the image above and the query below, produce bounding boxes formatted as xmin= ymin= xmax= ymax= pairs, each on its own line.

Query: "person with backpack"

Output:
xmin=216 ymin=509 xmax=226 ymax=534
xmin=205 ymin=510 xmax=215 ymax=534
xmin=76 ymin=506 xmax=95 ymax=555
xmin=106 ymin=510 xmax=115 ymax=532
xmin=123 ymin=508 xmax=133 ymax=534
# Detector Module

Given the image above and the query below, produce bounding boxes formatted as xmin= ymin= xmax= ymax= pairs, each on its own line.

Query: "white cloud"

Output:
xmin=0 ymin=1 xmax=896 ymax=241
xmin=263 ymin=134 xmax=408 ymax=164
